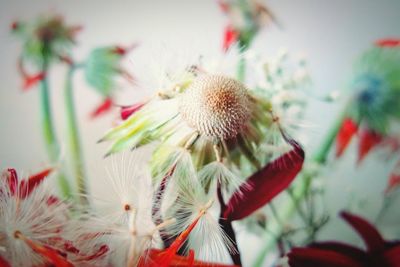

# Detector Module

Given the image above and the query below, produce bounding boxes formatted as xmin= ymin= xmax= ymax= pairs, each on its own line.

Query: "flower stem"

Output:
xmin=253 ymin=107 xmax=347 ymax=267
xmin=65 ymin=65 xmax=88 ymax=205
xmin=39 ymin=46 xmax=72 ymax=199
xmin=237 ymin=57 xmax=246 ymax=82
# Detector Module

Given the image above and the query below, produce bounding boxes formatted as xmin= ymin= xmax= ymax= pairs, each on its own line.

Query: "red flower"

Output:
xmin=288 ymin=211 xmax=400 ymax=267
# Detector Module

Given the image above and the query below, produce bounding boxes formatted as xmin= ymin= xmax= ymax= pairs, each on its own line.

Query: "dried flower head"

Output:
xmin=179 ymin=75 xmax=252 ymax=140
xmin=101 ymin=50 xmax=307 ymax=198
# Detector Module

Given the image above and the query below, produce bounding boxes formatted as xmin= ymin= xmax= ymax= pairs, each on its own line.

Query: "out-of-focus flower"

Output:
xmin=85 ymin=45 xmax=136 ymax=118
xmin=287 ymin=211 xmax=400 ymax=267
xmin=218 ymin=0 xmax=279 ymax=50
xmin=336 ymin=39 xmax=400 ymax=163
xmin=11 ymin=15 xmax=80 ymax=64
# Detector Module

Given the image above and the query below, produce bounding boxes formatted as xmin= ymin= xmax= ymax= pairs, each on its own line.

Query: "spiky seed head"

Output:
xmin=179 ymin=75 xmax=251 ymax=140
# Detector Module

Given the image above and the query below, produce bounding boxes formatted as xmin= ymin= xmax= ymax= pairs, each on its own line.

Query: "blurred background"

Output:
xmin=1 ymin=0 xmax=400 ymax=265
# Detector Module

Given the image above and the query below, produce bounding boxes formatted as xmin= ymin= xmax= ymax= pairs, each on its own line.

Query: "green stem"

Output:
xmin=253 ymin=107 xmax=348 ymax=267
xmin=237 ymin=57 xmax=246 ymax=82
xmin=39 ymin=47 xmax=72 ymax=199
xmin=65 ymin=66 xmax=88 ymax=205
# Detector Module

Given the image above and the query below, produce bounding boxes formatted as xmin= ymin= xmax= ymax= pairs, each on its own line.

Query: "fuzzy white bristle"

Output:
xmin=0 ymin=178 xmax=69 ymax=266
xmin=164 ymin=180 xmax=235 ymax=263
xmin=179 ymin=75 xmax=252 ymax=140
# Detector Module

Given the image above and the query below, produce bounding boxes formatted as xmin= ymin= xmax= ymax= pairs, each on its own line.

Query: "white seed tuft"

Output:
xmin=179 ymin=75 xmax=251 ymax=140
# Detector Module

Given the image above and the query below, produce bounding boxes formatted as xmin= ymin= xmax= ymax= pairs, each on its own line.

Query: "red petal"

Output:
xmin=384 ymin=173 xmax=400 ymax=194
xmin=19 ymin=167 xmax=53 ymax=198
xmin=120 ymin=102 xmax=145 ymax=120
xmin=11 ymin=21 xmax=19 ymax=31
xmin=0 ymin=255 xmax=11 ymax=267
xmin=375 ymin=39 xmax=400 ymax=47
xmin=288 ymin=247 xmax=363 ymax=267
xmin=217 ymin=0 xmax=230 ymax=13
xmin=310 ymin=242 xmax=366 ymax=263
xmin=18 ymin=234 xmax=73 ymax=267
xmin=357 ymin=129 xmax=382 ymax=164
xmin=223 ymin=25 xmax=238 ymax=52
xmin=336 ymin=118 xmax=358 ymax=158
xmin=4 ymin=168 xmax=19 ymax=195
xmin=46 ymin=195 xmax=60 ymax=206
xmin=90 ymin=97 xmax=113 ymax=119
xmin=223 ymin=137 xmax=304 ymax=221
xmin=23 ymin=72 xmax=45 ymax=91
xmin=76 ymin=245 xmax=108 ymax=261
xmin=111 ymin=43 xmax=138 ymax=56
xmin=384 ymin=245 xmax=400 ymax=266
xmin=139 ymin=249 xmax=238 ymax=267
xmin=340 ymin=211 xmax=385 ymax=253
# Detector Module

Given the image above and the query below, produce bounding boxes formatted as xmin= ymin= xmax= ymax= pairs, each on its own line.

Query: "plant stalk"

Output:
xmin=39 ymin=46 xmax=72 ymax=199
xmin=65 ymin=65 xmax=88 ymax=205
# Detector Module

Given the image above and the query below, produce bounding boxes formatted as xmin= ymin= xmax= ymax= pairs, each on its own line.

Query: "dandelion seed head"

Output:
xmin=179 ymin=75 xmax=251 ymax=140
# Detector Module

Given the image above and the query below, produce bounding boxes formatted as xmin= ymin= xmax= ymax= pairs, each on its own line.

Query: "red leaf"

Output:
xmin=19 ymin=167 xmax=53 ymax=198
xmin=223 ymin=138 xmax=304 ymax=221
xmin=90 ymin=97 xmax=113 ymax=119
xmin=288 ymin=247 xmax=363 ymax=267
xmin=23 ymin=72 xmax=46 ymax=91
xmin=16 ymin=233 xmax=73 ymax=267
xmin=120 ymin=102 xmax=145 ymax=120
xmin=384 ymin=174 xmax=400 ymax=194
xmin=375 ymin=39 xmax=400 ymax=47
xmin=336 ymin=118 xmax=358 ymax=158
xmin=357 ymin=129 xmax=382 ymax=164
xmin=223 ymin=25 xmax=238 ymax=52
xmin=340 ymin=211 xmax=385 ymax=253
xmin=0 ymin=255 xmax=11 ymax=267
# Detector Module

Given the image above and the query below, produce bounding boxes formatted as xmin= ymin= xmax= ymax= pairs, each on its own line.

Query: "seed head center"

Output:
xmin=179 ymin=75 xmax=251 ymax=140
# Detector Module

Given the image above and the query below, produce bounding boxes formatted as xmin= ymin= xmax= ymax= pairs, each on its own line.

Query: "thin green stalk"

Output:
xmin=237 ymin=57 xmax=246 ymax=82
xmin=65 ymin=65 xmax=88 ymax=205
xmin=253 ymin=107 xmax=348 ymax=267
xmin=39 ymin=46 xmax=72 ymax=199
